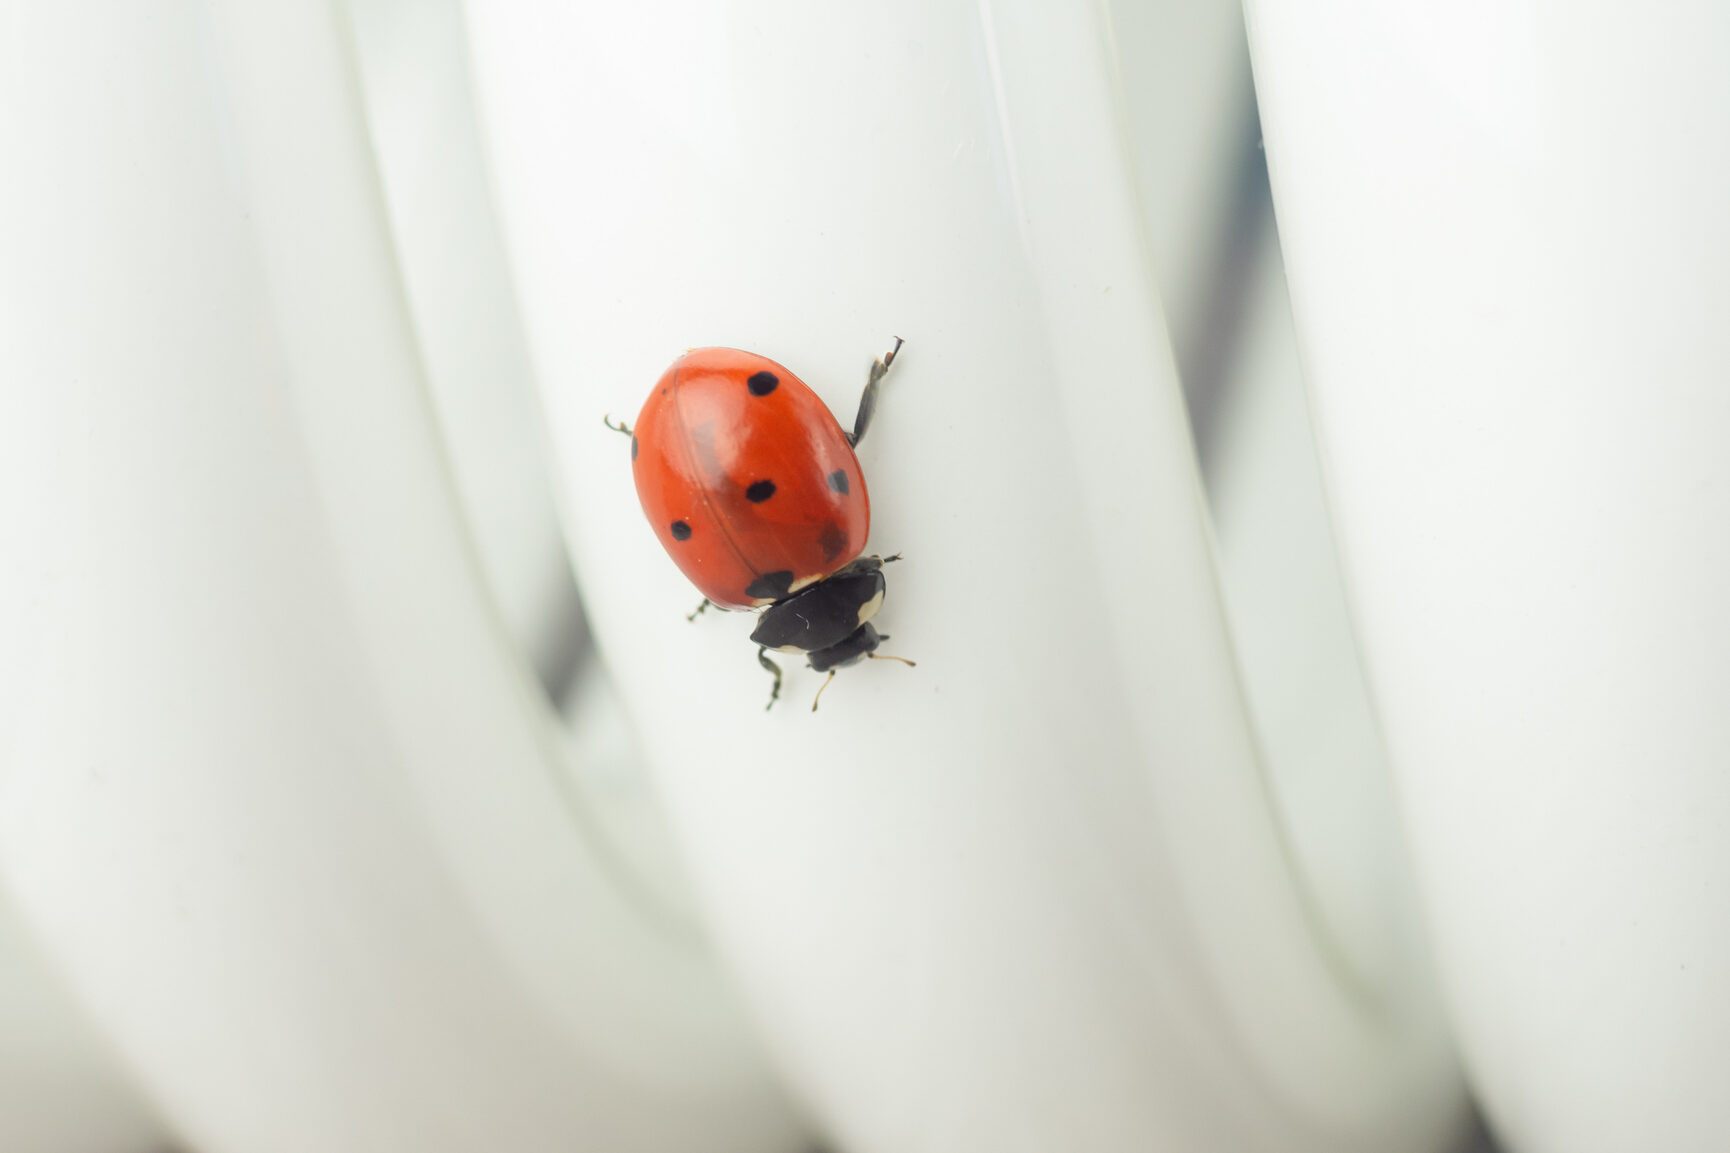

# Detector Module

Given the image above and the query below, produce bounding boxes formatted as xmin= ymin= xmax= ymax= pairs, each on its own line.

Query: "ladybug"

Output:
xmin=607 ymin=339 xmax=914 ymax=711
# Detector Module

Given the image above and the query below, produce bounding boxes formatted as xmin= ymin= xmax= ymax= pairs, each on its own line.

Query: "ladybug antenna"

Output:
xmin=811 ymin=670 xmax=838 ymax=712
xmin=602 ymin=414 xmax=634 ymax=437
xmin=869 ymin=652 xmax=917 ymax=668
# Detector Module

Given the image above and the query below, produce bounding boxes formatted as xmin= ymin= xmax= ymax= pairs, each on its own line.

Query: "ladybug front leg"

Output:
xmin=756 ymin=645 xmax=783 ymax=711
xmin=811 ymin=670 xmax=838 ymax=712
xmin=847 ymin=336 xmax=904 ymax=448
xmin=866 ymin=630 xmax=918 ymax=669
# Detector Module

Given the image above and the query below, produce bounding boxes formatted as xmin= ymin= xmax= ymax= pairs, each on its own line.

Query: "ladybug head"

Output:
xmin=748 ymin=555 xmax=889 ymax=661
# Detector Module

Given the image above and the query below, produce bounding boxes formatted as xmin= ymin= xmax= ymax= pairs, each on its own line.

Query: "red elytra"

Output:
xmin=630 ymin=347 xmax=869 ymax=609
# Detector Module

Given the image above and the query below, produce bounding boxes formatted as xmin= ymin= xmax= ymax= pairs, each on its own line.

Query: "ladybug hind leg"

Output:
xmin=847 ymin=335 xmax=904 ymax=448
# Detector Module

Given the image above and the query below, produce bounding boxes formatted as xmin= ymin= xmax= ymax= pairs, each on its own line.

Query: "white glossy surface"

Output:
xmin=343 ymin=0 xmax=700 ymax=928
xmin=1108 ymin=0 xmax=1424 ymax=1008
xmin=467 ymin=1 xmax=1466 ymax=1150
xmin=0 ymin=892 xmax=165 ymax=1153
xmin=1204 ymin=206 xmax=1422 ymax=1002
xmin=346 ymin=0 xmax=587 ymax=694
xmin=1247 ymin=3 xmax=1730 ymax=1151
xmin=0 ymin=3 xmax=799 ymax=1150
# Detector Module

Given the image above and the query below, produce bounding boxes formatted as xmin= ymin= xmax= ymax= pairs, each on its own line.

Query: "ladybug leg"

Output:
xmin=810 ymin=670 xmax=838 ymax=712
xmin=602 ymin=414 xmax=634 ymax=436
xmin=756 ymin=645 xmax=783 ymax=711
xmin=847 ymin=336 xmax=904 ymax=448
xmin=686 ymin=597 xmax=713 ymax=622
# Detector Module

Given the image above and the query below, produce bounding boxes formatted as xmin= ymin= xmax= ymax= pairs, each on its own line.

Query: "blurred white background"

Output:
xmin=5 ymin=1 xmax=1726 ymax=1151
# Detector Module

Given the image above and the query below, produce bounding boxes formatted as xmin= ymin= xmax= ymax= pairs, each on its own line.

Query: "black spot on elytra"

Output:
xmin=746 ymin=479 xmax=777 ymax=503
xmin=746 ymin=569 xmax=795 ymax=600
xmin=670 ymin=520 xmax=692 ymax=541
xmin=818 ymin=521 xmax=848 ymax=562
xmin=747 ymin=371 xmax=778 ymax=396
xmin=827 ymin=469 xmax=849 ymax=495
